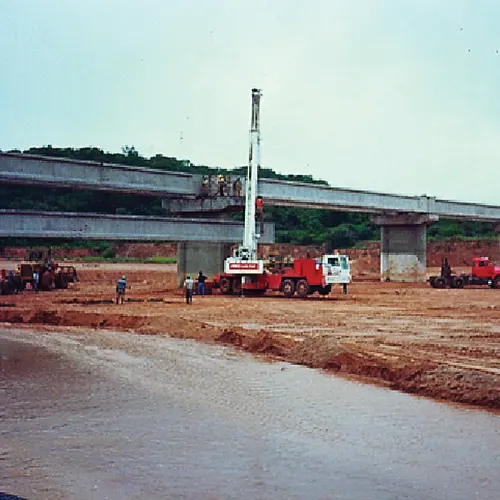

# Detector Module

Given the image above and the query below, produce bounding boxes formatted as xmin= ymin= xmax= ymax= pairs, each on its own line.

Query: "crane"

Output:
xmin=223 ymin=88 xmax=264 ymax=275
xmin=211 ymin=88 xmax=351 ymax=298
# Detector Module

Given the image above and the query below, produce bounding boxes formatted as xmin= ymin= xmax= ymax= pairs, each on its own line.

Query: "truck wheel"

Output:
xmin=219 ymin=277 xmax=231 ymax=294
xmin=492 ymin=276 xmax=500 ymax=289
xmin=318 ymin=285 xmax=331 ymax=296
xmin=282 ymin=279 xmax=295 ymax=298
xmin=452 ymin=277 xmax=464 ymax=289
xmin=433 ymin=277 xmax=446 ymax=289
xmin=296 ymin=279 xmax=309 ymax=298
xmin=429 ymin=277 xmax=436 ymax=288
xmin=231 ymin=278 xmax=242 ymax=294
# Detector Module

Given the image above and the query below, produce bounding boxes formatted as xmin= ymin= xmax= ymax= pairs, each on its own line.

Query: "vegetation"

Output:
xmin=73 ymin=256 xmax=176 ymax=264
xmin=1 ymin=145 xmax=497 ymax=255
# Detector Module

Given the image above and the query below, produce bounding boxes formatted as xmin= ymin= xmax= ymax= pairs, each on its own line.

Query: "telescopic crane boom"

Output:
xmin=223 ymin=88 xmax=264 ymax=274
xmin=243 ymin=87 xmax=262 ymax=259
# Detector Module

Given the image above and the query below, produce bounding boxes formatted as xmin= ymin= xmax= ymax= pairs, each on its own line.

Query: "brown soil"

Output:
xmin=1 ymin=261 xmax=499 ymax=410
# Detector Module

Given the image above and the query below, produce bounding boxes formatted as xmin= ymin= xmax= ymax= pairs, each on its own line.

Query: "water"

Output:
xmin=1 ymin=328 xmax=499 ymax=500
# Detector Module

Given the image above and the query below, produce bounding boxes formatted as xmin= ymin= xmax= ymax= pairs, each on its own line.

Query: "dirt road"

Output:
xmin=1 ymin=262 xmax=499 ymax=409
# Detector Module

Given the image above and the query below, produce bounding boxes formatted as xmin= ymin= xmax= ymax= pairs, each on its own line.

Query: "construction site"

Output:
xmin=1 ymin=87 xmax=499 ymax=412
xmin=1 ymin=95 xmax=500 ymax=500
xmin=0 ymin=251 xmax=499 ymax=411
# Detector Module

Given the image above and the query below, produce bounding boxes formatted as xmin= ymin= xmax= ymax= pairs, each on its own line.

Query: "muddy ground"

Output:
xmin=1 ymin=261 xmax=499 ymax=410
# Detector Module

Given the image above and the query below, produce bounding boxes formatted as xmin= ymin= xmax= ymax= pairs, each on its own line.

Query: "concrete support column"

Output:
xmin=177 ymin=242 xmax=233 ymax=287
xmin=371 ymin=214 xmax=438 ymax=282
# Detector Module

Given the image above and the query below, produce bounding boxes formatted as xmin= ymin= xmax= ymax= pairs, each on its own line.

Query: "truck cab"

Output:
xmin=321 ymin=254 xmax=351 ymax=285
xmin=471 ymin=257 xmax=500 ymax=281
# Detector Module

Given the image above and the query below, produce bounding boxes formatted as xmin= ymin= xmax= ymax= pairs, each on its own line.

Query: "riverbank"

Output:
xmin=1 ymin=262 xmax=499 ymax=409
xmin=2 ymin=328 xmax=499 ymax=500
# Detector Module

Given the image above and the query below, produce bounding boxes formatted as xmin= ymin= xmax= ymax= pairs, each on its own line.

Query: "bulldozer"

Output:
xmin=19 ymin=248 xmax=78 ymax=291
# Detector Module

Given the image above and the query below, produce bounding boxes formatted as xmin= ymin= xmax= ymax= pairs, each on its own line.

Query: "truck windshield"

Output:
xmin=339 ymin=256 xmax=349 ymax=270
xmin=327 ymin=257 xmax=339 ymax=266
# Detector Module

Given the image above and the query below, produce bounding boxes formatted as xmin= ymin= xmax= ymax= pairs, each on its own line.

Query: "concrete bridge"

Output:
xmin=2 ymin=151 xmax=500 ymax=281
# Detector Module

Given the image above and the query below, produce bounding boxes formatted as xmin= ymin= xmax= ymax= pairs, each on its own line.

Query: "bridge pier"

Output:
xmin=177 ymin=242 xmax=233 ymax=287
xmin=371 ymin=214 xmax=438 ymax=282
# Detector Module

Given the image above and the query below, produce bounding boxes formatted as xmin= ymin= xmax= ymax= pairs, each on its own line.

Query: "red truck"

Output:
xmin=429 ymin=257 xmax=500 ymax=289
xmin=212 ymin=254 xmax=351 ymax=298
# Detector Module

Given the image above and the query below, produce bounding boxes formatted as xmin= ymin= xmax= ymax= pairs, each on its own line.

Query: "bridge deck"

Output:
xmin=2 ymin=152 xmax=500 ymax=222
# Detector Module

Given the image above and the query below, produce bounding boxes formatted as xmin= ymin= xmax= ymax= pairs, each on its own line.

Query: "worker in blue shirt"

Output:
xmin=116 ymin=275 xmax=127 ymax=304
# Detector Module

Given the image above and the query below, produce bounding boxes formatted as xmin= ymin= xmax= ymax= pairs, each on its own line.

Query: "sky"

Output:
xmin=1 ymin=0 xmax=500 ymax=204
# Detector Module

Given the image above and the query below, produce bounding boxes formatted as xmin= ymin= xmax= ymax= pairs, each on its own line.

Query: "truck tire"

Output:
xmin=433 ymin=277 xmax=446 ymax=289
xmin=318 ymin=285 xmax=331 ymax=296
xmin=492 ymin=276 xmax=500 ymax=289
xmin=296 ymin=279 xmax=309 ymax=298
xmin=219 ymin=277 xmax=231 ymax=294
xmin=452 ymin=276 xmax=464 ymax=289
xmin=282 ymin=279 xmax=295 ymax=298
xmin=231 ymin=278 xmax=242 ymax=294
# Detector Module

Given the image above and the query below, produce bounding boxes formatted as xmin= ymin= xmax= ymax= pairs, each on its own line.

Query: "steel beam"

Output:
xmin=0 ymin=210 xmax=275 ymax=243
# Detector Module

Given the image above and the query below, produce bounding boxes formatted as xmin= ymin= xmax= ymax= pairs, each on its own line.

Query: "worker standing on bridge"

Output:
xmin=218 ymin=174 xmax=226 ymax=196
xmin=116 ymin=275 xmax=127 ymax=305
xmin=233 ymin=177 xmax=242 ymax=197
xmin=184 ymin=275 xmax=194 ymax=304
xmin=200 ymin=176 xmax=210 ymax=197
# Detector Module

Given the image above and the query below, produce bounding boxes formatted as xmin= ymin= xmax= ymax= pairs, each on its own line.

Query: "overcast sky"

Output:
xmin=1 ymin=0 xmax=500 ymax=204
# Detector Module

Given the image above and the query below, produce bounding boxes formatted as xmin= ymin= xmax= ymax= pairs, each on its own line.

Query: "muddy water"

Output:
xmin=1 ymin=328 xmax=499 ymax=500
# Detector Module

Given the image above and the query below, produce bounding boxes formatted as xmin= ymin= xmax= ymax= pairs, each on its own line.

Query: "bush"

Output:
xmin=102 ymin=246 xmax=117 ymax=259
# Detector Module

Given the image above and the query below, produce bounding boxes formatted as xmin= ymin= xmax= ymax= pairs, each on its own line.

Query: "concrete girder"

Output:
xmin=0 ymin=210 xmax=275 ymax=243
xmin=0 ymin=152 xmax=198 ymax=196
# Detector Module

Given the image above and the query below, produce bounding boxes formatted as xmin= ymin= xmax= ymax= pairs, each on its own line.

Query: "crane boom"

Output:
xmin=243 ymin=88 xmax=262 ymax=257
xmin=223 ymin=88 xmax=264 ymax=275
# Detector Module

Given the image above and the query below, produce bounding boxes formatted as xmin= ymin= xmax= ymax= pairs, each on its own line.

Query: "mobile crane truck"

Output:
xmin=211 ymin=88 xmax=351 ymax=298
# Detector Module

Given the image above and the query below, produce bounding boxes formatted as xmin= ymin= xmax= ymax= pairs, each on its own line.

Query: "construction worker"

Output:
xmin=184 ymin=275 xmax=194 ymax=304
xmin=255 ymin=196 xmax=264 ymax=214
xmin=116 ymin=275 xmax=127 ymax=304
xmin=233 ymin=177 xmax=242 ymax=197
xmin=218 ymin=174 xmax=226 ymax=196
xmin=197 ymin=270 xmax=207 ymax=296
xmin=32 ymin=270 xmax=39 ymax=292
xmin=255 ymin=196 xmax=264 ymax=234
xmin=200 ymin=176 xmax=210 ymax=197
xmin=14 ymin=268 xmax=22 ymax=293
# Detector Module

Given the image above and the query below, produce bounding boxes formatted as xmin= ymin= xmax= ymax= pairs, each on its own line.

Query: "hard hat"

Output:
xmin=122 ymin=275 xmax=126 ymax=280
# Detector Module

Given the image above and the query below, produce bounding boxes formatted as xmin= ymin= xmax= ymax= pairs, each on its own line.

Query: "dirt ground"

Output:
xmin=1 ymin=261 xmax=499 ymax=410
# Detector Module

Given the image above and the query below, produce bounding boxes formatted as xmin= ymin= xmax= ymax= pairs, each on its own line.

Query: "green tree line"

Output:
xmin=1 ymin=145 xmax=496 ymax=251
